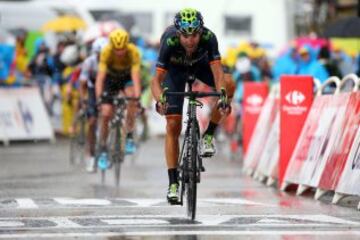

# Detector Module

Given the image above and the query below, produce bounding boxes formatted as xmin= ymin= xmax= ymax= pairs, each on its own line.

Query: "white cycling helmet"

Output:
xmin=91 ymin=37 xmax=108 ymax=54
xmin=235 ymin=57 xmax=251 ymax=74
xmin=60 ymin=44 xmax=79 ymax=66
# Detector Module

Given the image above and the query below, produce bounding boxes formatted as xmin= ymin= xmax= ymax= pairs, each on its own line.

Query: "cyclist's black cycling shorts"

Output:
xmin=163 ymin=60 xmax=216 ymax=115
xmin=102 ymin=72 xmax=134 ymax=104
xmin=87 ymin=87 xmax=97 ymax=117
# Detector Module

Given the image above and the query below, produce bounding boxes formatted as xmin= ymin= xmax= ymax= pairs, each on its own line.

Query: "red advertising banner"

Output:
xmin=244 ymin=89 xmax=278 ymax=173
xmin=243 ymin=82 xmax=269 ymax=154
xmin=320 ymin=92 xmax=360 ymax=192
xmin=280 ymin=76 xmax=313 ymax=188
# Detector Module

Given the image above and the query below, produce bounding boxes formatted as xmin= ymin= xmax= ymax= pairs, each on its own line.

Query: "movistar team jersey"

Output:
xmin=98 ymin=43 xmax=141 ymax=74
xmin=79 ymin=54 xmax=98 ymax=88
xmin=156 ymin=26 xmax=221 ymax=71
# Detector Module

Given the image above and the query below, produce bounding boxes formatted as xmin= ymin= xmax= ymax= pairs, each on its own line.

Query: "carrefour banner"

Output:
xmin=243 ymin=82 xmax=269 ymax=154
xmin=280 ymin=75 xmax=313 ymax=188
xmin=0 ymin=87 xmax=54 ymax=142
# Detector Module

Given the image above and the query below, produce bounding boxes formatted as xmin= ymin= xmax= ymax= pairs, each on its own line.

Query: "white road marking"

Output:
xmin=1 ymin=230 xmax=360 ymax=238
xmin=50 ymin=217 xmax=82 ymax=228
xmin=2 ymin=197 xmax=275 ymax=208
xmin=196 ymin=215 xmax=233 ymax=225
xmin=122 ymin=198 xmax=165 ymax=207
xmin=0 ymin=214 xmax=358 ymax=228
xmin=0 ymin=221 xmax=24 ymax=227
xmin=203 ymin=198 xmax=274 ymax=206
xmin=15 ymin=198 xmax=38 ymax=209
xmin=256 ymin=219 xmax=290 ymax=224
xmin=102 ymin=219 xmax=168 ymax=225
xmin=54 ymin=198 xmax=111 ymax=206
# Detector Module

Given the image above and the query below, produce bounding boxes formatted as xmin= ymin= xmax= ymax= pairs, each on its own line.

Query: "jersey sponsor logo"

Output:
xmin=170 ymin=56 xmax=184 ymax=65
xmin=285 ymin=91 xmax=305 ymax=105
xmin=166 ymin=37 xmax=179 ymax=47
xmin=201 ymin=30 xmax=213 ymax=41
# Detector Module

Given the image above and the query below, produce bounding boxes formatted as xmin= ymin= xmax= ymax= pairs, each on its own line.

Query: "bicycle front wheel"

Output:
xmin=109 ymin=125 xmax=126 ymax=187
xmin=186 ymin=121 xmax=199 ymax=220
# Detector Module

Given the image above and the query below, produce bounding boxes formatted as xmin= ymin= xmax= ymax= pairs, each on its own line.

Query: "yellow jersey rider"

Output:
xmin=151 ymin=8 xmax=235 ymax=203
xmin=95 ymin=29 xmax=142 ymax=168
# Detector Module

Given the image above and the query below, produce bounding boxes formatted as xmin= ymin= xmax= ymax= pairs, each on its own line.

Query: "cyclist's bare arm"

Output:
xmin=151 ymin=68 xmax=167 ymax=102
xmin=131 ymin=67 xmax=142 ymax=98
xmin=95 ymin=70 xmax=106 ymax=100
xmin=79 ymin=80 xmax=88 ymax=102
xmin=210 ymin=61 xmax=225 ymax=92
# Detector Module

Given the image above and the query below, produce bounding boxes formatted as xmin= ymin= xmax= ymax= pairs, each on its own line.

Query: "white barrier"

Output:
xmin=0 ymin=87 xmax=54 ymax=144
xmin=314 ymin=74 xmax=360 ymax=200
xmin=243 ymin=85 xmax=279 ymax=175
xmin=254 ymin=112 xmax=279 ymax=185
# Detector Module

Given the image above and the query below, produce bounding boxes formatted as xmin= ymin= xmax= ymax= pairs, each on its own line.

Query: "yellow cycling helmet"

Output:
xmin=109 ymin=29 xmax=129 ymax=49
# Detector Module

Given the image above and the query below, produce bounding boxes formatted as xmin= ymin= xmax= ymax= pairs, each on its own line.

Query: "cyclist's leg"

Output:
xmin=97 ymin=88 xmax=115 ymax=169
xmin=163 ymin=69 xmax=186 ymax=201
xmin=123 ymin=79 xmax=138 ymax=154
xmin=99 ymin=76 xmax=117 ymax=150
xmin=86 ymin=87 xmax=98 ymax=157
xmin=123 ymin=80 xmax=136 ymax=135
xmin=87 ymin=87 xmax=97 ymax=149
xmin=209 ymin=73 xmax=235 ymax=123
xmin=196 ymin=64 xmax=235 ymax=156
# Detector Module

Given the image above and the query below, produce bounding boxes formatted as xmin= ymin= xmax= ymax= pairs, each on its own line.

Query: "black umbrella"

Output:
xmin=324 ymin=16 xmax=360 ymax=38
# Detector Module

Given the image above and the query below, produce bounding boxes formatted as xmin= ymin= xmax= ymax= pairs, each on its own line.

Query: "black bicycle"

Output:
xmin=165 ymin=77 xmax=223 ymax=220
xmin=98 ymin=95 xmax=140 ymax=186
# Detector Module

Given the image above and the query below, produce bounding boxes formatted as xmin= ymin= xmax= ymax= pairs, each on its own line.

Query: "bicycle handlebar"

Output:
xmin=165 ymin=91 xmax=222 ymax=98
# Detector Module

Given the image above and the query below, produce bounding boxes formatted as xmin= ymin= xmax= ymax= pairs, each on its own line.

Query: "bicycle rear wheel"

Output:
xmin=101 ymin=169 xmax=106 ymax=185
xmin=69 ymin=114 xmax=86 ymax=166
xmin=186 ymin=121 xmax=199 ymax=220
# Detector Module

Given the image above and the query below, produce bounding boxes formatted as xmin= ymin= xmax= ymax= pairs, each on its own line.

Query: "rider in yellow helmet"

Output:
xmin=95 ymin=28 xmax=142 ymax=168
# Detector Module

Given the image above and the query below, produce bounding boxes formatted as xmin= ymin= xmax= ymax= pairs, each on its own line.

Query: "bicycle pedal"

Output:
xmin=168 ymin=199 xmax=181 ymax=205
xmin=201 ymin=153 xmax=214 ymax=158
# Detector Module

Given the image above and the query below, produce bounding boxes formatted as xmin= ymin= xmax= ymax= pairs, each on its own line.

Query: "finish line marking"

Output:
xmin=15 ymin=199 xmax=38 ymax=209
xmin=1 ymin=230 xmax=360 ymax=238
xmin=1 ymin=198 xmax=274 ymax=209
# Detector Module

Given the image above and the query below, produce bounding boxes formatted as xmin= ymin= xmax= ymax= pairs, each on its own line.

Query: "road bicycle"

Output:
xmin=165 ymin=75 xmax=223 ymax=220
xmin=98 ymin=95 xmax=140 ymax=186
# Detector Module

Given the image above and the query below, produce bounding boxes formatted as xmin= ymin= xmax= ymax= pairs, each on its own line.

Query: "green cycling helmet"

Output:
xmin=174 ymin=8 xmax=204 ymax=35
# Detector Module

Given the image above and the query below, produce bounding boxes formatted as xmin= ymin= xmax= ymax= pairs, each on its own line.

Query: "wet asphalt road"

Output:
xmin=0 ymin=137 xmax=360 ymax=239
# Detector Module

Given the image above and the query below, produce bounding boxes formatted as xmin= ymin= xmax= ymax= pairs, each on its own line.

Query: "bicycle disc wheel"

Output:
xmin=186 ymin=122 xmax=199 ymax=220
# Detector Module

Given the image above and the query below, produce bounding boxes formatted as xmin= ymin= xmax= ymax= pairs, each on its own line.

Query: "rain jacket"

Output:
xmin=297 ymin=45 xmax=329 ymax=83
xmin=272 ymin=48 xmax=298 ymax=82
